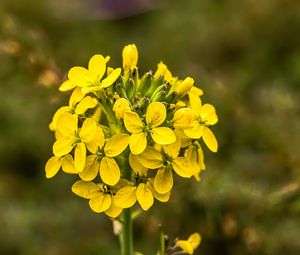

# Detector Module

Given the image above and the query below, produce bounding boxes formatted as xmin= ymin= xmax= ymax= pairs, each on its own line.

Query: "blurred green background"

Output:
xmin=1 ymin=0 xmax=300 ymax=254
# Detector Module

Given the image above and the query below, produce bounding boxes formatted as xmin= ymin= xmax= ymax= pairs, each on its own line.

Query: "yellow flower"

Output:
xmin=184 ymin=93 xmax=218 ymax=152
xmin=154 ymin=61 xmax=174 ymax=83
xmin=172 ymin=107 xmax=195 ymax=129
xmin=53 ymin=113 xmax=97 ymax=172
xmin=122 ymin=44 xmax=138 ymax=71
xmin=176 ymin=232 xmax=202 ymax=254
xmin=114 ymin=180 xmax=170 ymax=211
xmin=49 ymin=87 xmax=97 ymax=131
xmin=124 ymin=102 xmax=176 ymax=154
xmin=72 ymin=180 xmax=123 ymax=218
xmin=137 ymin=144 xmax=195 ymax=194
xmin=185 ymin=143 xmax=205 ymax=181
xmin=113 ymin=98 xmax=131 ymax=119
xmin=172 ymin=77 xmax=194 ymax=97
xmin=79 ymin=128 xmax=129 ymax=186
xmin=68 ymin=54 xmax=121 ymax=94
xmin=45 ymin=154 xmax=77 ymax=178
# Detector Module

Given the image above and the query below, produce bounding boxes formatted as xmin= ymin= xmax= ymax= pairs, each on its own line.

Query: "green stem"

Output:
xmin=120 ymin=149 xmax=133 ymax=255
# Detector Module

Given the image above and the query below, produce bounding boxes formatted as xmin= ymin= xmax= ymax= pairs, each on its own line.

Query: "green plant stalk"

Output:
xmin=160 ymin=228 xmax=165 ymax=255
xmin=120 ymin=149 xmax=133 ymax=255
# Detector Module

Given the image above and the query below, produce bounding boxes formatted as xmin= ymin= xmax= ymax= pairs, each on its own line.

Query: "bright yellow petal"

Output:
xmin=49 ymin=106 xmax=69 ymax=131
xmin=122 ymin=44 xmax=138 ymax=70
xmin=114 ymin=186 xmax=137 ymax=208
xmin=59 ymin=79 xmax=76 ymax=92
xmin=146 ymin=102 xmax=166 ymax=128
xmin=89 ymin=192 xmax=112 ymax=213
xmin=45 ymin=156 xmax=62 ymax=178
xmin=53 ymin=138 xmax=73 ymax=157
xmin=175 ymin=77 xmax=194 ymax=96
xmin=100 ymin=157 xmax=120 ymax=186
xmin=137 ymin=146 xmax=163 ymax=169
xmin=151 ymin=127 xmax=176 ymax=145
xmin=71 ymin=180 xmax=99 ymax=199
xmin=104 ymin=134 xmax=130 ymax=157
xmin=190 ymin=86 xmax=203 ymax=96
xmin=75 ymin=96 xmax=97 ymax=115
xmin=62 ymin=154 xmax=78 ymax=174
xmin=124 ymin=111 xmax=144 ymax=133
xmin=79 ymin=118 xmax=97 ymax=143
xmin=136 ymin=183 xmax=154 ymax=211
xmin=68 ymin=66 xmax=91 ymax=87
xmin=105 ymin=197 xmax=123 ymax=218
xmin=113 ymin=98 xmax=131 ymax=119
xmin=200 ymin=104 xmax=218 ymax=125
xmin=129 ymin=153 xmax=147 ymax=176
xmin=184 ymin=122 xmax=204 ymax=139
xmin=163 ymin=136 xmax=181 ymax=159
xmin=85 ymin=125 xmax=105 ymax=153
xmin=189 ymin=92 xmax=202 ymax=115
xmin=56 ymin=113 xmax=78 ymax=138
xmin=176 ymin=241 xmax=193 ymax=254
xmin=79 ymin=155 xmax=99 ymax=181
xmin=152 ymin=188 xmax=170 ymax=202
xmin=187 ymin=233 xmax=202 ymax=250
xmin=202 ymin=127 xmax=218 ymax=152
xmin=100 ymin=68 xmax=121 ymax=88
xmin=74 ymin=143 xmax=86 ymax=172
xmin=129 ymin=132 xmax=147 ymax=155
xmin=69 ymin=87 xmax=85 ymax=106
xmin=173 ymin=108 xmax=194 ymax=128
xmin=172 ymin=157 xmax=193 ymax=178
xmin=154 ymin=168 xmax=173 ymax=194
xmin=88 ymin=54 xmax=106 ymax=80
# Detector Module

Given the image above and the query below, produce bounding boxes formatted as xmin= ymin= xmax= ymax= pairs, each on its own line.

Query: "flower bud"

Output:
xmin=175 ymin=77 xmax=194 ymax=97
xmin=122 ymin=44 xmax=138 ymax=71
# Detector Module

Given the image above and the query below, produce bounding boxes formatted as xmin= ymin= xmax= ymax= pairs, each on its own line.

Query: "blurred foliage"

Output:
xmin=0 ymin=0 xmax=300 ymax=254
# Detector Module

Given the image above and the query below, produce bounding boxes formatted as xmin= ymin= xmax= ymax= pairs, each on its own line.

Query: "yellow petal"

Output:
xmin=89 ymin=192 xmax=112 ymax=213
xmin=85 ymin=125 xmax=105 ymax=153
xmin=49 ymin=106 xmax=69 ymax=131
xmin=79 ymin=118 xmax=97 ymax=143
xmin=75 ymin=96 xmax=97 ymax=115
xmin=69 ymin=87 xmax=85 ymax=106
xmin=190 ymin=86 xmax=203 ymax=96
xmin=146 ymin=102 xmax=166 ymax=128
xmin=202 ymin=127 xmax=218 ymax=152
xmin=154 ymin=61 xmax=173 ymax=82
xmin=184 ymin=122 xmax=204 ymax=139
xmin=189 ymin=92 xmax=202 ymax=115
xmin=100 ymin=157 xmax=120 ymax=186
xmin=137 ymin=146 xmax=163 ymax=169
xmin=74 ymin=143 xmax=86 ymax=172
xmin=114 ymin=186 xmax=137 ymax=208
xmin=56 ymin=113 xmax=78 ymax=138
xmin=129 ymin=132 xmax=147 ymax=155
xmin=62 ymin=154 xmax=78 ymax=174
xmin=113 ymin=98 xmax=131 ymax=119
xmin=175 ymin=77 xmax=194 ymax=96
xmin=71 ymin=180 xmax=99 ymax=199
xmin=136 ymin=183 xmax=154 ymax=211
xmin=129 ymin=153 xmax=147 ymax=176
xmin=151 ymin=127 xmax=176 ymax=145
xmin=100 ymin=68 xmax=121 ymax=88
xmin=68 ymin=66 xmax=91 ymax=87
xmin=187 ymin=233 xmax=202 ymax=250
xmin=173 ymin=108 xmax=194 ymax=128
xmin=45 ymin=156 xmax=62 ymax=178
xmin=122 ymin=44 xmax=138 ymax=70
xmin=172 ymin=157 xmax=193 ymax=178
xmin=105 ymin=197 xmax=123 ymax=218
xmin=124 ymin=111 xmax=144 ymax=133
xmin=176 ymin=241 xmax=194 ymax=254
xmin=152 ymin=188 xmax=170 ymax=202
xmin=200 ymin=104 xmax=218 ymax=125
xmin=163 ymin=136 xmax=181 ymax=159
xmin=53 ymin=138 xmax=73 ymax=157
xmin=104 ymin=134 xmax=130 ymax=157
xmin=59 ymin=79 xmax=76 ymax=92
xmin=154 ymin=168 xmax=173 ymax=194
xmin=88 ymin=54 xmax=106 ymax=80
xmin=79 ymin=155 xmax=99 ymax=181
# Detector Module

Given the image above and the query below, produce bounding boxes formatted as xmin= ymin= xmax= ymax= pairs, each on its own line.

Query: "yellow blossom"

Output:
xmin=176 ymin=232 xmax=202 ymax=254
xmin=45 ymin=154 xmax=77 ymax=178
xmin=122 ymin=44 xmax=138 ymax=71
xmin=113 ymin=98 xmax=131 ymax=119
xmin=124 ymin=102 xmax=176 ymax=154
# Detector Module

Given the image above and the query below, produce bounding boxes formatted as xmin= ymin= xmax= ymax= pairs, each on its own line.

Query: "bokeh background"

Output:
xmin=1 ymin=0 xmax=300 ymax=254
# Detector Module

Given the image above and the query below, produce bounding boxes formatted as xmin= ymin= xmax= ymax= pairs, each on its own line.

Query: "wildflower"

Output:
xmin=53 ymin=113 xmax=97 ymax=172
xmin=124 ymin=102 xmax=176 ymax=154
xmin=68 ymin=54 xmax=121 ymax=94
xmin=122 ymin=44 xmax=138 ymax=72
xmin=45 ymin=154 xmax=77 ymax=178
xmin=184 ymin=93 xmax=218 ymax=152
xmin=176 ymin=232 xmax=202 ymax=254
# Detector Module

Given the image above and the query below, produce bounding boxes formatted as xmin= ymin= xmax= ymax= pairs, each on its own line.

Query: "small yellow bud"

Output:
xmin=122 ymin=44 xmax=138 ymax=71
xmin=175 ymin=77 xmax=194 ymax=96
xmin=154 ymin=61 xmax=173 ymax=82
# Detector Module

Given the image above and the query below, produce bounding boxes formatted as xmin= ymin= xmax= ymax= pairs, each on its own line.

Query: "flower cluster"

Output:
xmin=45 ymin=44 xmax=218 ymax=218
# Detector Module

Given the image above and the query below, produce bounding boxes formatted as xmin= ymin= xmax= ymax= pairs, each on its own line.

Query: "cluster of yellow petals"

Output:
xmin=45 ymin=43 xmax=218 ymax=218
